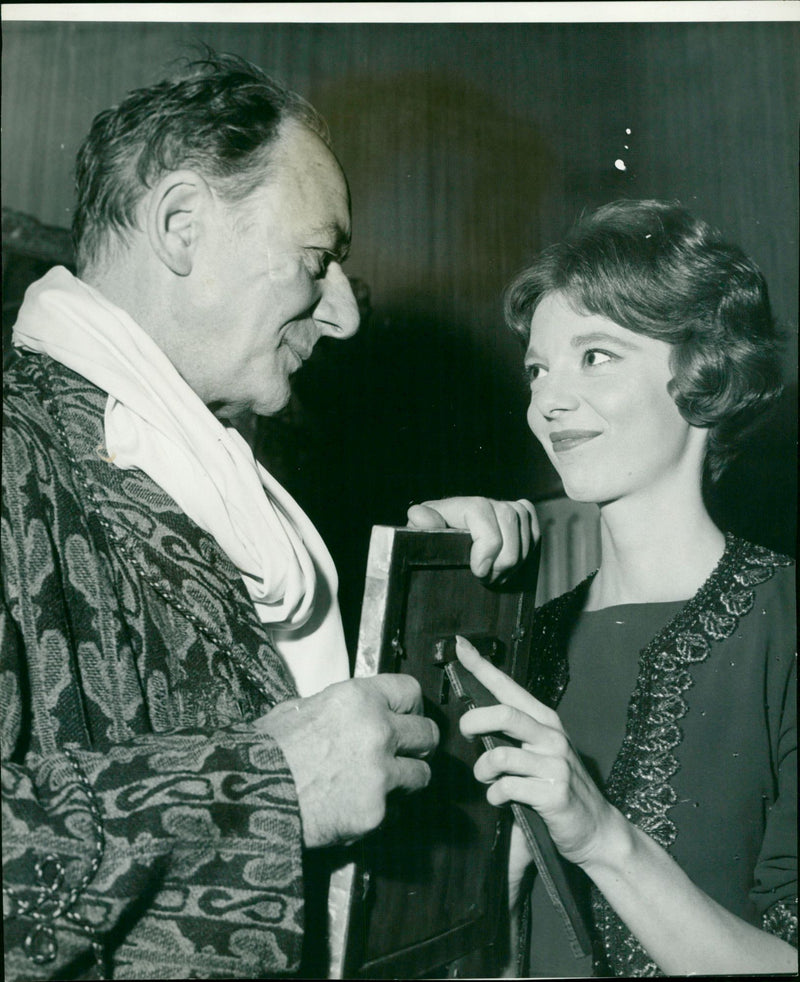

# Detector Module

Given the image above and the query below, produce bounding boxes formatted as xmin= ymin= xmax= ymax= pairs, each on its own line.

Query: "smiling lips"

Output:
xmin=549 ymin=429 xmax=602 ymax=452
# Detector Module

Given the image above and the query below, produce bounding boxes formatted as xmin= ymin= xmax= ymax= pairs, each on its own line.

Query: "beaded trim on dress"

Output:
xmin=528 ymin=535 xmax=794 ymax=977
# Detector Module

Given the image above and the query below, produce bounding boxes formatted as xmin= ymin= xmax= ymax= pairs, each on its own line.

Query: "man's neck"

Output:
xmin=83 ymin=255 xmax=197 ymax=392
xmin=82 ymin=256 xmax=155 ymax=331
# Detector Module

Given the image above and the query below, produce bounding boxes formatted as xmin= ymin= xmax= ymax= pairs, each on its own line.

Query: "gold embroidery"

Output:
xmin=95 ymin=444 xmax=117 ymax=464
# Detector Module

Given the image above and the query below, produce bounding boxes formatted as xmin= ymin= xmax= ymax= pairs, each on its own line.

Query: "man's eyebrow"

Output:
xmin=306 ymin=222 xmax=351 ymax=258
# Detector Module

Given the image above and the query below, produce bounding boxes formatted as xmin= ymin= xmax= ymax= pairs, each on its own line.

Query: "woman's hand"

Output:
xmin=455 ymin=642 xmax=798 ymax=976
xmin=455 ymin=635 xmax=616 ymax=867
xmin=407 ymin=496 xmax=538 ymax=581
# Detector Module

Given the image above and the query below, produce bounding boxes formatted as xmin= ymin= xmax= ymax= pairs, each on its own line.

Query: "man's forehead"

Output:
xmin=269 ymin=144 xmax=350 ymax=228
xmin=238 ymin=171 xmax=350 ymax=246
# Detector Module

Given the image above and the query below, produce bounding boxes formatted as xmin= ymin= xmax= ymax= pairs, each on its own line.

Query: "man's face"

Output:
xmin=179 ymin=120 xmax=359 ymax=418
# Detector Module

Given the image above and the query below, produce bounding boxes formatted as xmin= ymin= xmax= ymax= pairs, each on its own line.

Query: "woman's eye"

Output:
xmin=525 ymin=364 xmax=548 ymax=383
xmin=584 ymin=349 xmax=613 ymax=367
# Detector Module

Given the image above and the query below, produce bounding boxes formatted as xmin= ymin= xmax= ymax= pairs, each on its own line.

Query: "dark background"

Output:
xmin=3 ymin=18 xmax=797 ymax=642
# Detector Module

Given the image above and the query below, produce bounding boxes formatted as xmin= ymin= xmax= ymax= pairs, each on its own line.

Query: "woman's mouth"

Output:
xmin=549 ymin=429 xmax=602 ymax=452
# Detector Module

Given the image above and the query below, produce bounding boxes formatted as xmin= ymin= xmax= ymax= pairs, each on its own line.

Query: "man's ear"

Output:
xmin=146 ymin=170 xmax=213 ymax=276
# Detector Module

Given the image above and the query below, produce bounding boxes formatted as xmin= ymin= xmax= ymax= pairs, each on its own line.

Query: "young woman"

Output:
xmin=455 ymin=199 xmax=797 ymax=977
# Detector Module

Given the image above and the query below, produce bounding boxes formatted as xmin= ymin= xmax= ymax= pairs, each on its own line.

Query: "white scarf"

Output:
xmin=13 ymin=266 xmax=349 ymax=696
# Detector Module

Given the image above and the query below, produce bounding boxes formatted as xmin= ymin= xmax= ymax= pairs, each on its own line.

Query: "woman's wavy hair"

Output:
xmin=72 ymin=49 xmax=330 ymax=273
xmin=504 ymin=199 xmax=784 ymax=484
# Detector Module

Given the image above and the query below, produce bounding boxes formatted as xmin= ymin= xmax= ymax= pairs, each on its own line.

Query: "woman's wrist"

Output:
xmin=576 ymin=803 xmax=638 ymax=881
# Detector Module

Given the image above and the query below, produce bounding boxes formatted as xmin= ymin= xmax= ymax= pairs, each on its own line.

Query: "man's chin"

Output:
xmin=210 ymin=388 xmax=292 ymax=422
xmin=251 ymin=387 xmax=294 ymax=419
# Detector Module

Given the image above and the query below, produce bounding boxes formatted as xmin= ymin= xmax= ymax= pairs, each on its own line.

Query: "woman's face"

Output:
xmin=525 ymin=291 xmax=705 ymax=505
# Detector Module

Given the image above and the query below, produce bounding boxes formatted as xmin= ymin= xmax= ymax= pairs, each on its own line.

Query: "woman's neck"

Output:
xmin=586 ymin=487 xmax=726 ymax=611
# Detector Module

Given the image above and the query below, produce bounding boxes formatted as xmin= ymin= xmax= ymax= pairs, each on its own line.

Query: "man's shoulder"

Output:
xmin=4 ymin=350 xmax=104 ymax=428
xmin=4 ymin=349 xmax=45 ymax=400
xmin=3 ymin=352 xmax=104 ymax=493
xmin=3 ymin=351 xmax=56 ymax=440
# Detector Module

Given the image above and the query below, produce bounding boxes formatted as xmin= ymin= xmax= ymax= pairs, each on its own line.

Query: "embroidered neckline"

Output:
xmin=529 ymin=534 xmax=792 ymax=976
xmin=603 ymin=535 xmax=789 ymax=844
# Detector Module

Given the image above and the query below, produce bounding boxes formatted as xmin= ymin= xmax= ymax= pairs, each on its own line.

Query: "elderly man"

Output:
xmin=2 ymin=52 xmax=535 ymax=980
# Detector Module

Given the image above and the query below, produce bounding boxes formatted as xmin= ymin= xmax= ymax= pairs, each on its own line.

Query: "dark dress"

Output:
xmin=523 ymin=536 xmax=797 ymax=977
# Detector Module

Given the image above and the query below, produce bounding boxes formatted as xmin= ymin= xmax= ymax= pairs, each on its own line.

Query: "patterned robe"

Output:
xmin=2 ymin=352 xmax=307 ymax=980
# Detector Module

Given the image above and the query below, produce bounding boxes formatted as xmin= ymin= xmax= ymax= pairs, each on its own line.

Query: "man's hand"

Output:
xmin=255 ymin=675 xmax=439 ymax=848
xmin=407 ymin=496 xmax=538 ymax=581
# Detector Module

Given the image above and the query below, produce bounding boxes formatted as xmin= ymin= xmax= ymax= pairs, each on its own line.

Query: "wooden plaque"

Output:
xmin=327 ymin=526 xmax=540 ymax=979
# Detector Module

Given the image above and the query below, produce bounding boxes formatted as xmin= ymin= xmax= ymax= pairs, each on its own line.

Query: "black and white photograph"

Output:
xmin=2 ymin=3 xmax=797 ymax=979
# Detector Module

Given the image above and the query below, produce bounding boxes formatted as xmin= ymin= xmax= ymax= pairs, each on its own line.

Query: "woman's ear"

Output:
xmin=146 ymin=170 xmax=213 ymax=276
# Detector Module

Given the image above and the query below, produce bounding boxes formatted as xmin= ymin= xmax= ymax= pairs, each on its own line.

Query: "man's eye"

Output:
xmin=305 ymin=251 xmax=332 ymax=278
xmin=584 ymin=349 xmax=614 ymax=367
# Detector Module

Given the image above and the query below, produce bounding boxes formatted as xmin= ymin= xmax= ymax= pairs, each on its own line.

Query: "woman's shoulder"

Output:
xmin=534 ymin=574 xmax=594 ymax=625
xmin=724 ymin=536 xmax=795 ymax=610
xmin=702 ymin=537 xmax=795 ymax=684
xmin=730 ymin=535 xmax=794 ymax=569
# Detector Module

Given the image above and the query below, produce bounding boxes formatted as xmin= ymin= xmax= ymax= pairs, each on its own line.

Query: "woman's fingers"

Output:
xmin=407 ymin=496 xmax=539 ymax=580
xmin=473 ymin=744 xmax=567 ymax=786
xmin=405 ymin=502 xmax=448 ymax=529
xmin=486 ymin=773 xmax=563 ymax=809
xmin=455 ymin=635 xmax=560 ymax=726
xmin=453 ymin=642 xmax=614 ymax=866
xmin=460 ymin=703 xmax=570 ymax=757
xmin=474 ymin=745 xmax=574 ymax=812
xmin=480 ymin=498 xmax=537 ymax=580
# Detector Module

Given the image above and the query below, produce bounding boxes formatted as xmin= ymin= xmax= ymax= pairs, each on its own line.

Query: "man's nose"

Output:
xmin=314 ymin=262 xmax=360 ymax=339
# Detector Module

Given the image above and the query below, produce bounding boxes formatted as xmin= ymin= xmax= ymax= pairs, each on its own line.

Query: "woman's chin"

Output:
xmin=559 ymin=479 xmax=603 ymax=505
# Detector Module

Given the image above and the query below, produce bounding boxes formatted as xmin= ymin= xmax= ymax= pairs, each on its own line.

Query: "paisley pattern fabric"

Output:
xmin=527 ymin=536 xmax=797 ymax=976
xmin=2 ymin=352 xmax=306 ymax=980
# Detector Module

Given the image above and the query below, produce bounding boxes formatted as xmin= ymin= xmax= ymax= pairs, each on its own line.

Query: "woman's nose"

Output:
xmin=314 ymin=262 xmax=360 ymax=339
xmin=528 ymin=370 xmax=581 ymax=418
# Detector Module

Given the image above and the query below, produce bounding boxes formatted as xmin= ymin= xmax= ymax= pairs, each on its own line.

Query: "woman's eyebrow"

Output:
xmin=526 ymin=331 xmax=639 ymax=362
xmin=570 ymin=331 xmax=639 ymax=350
